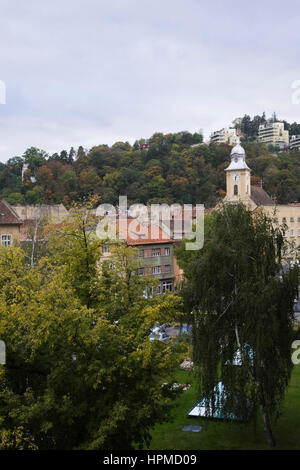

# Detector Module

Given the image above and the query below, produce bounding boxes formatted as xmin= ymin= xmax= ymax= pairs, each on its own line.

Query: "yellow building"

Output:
xmin=263 ymin=204 xmax=300 ymax=261
xmin=224 ymin=140 xmax=274 ymax=210
xmin=210 ymin=127 xmax=239 ymax=145
xmin=224 ymin=141 xmax=300 ymax=261
xmin=0 ymin=200 xmax=22 ymax=247
xmin=257 ymin=122 xmax=289 ymax=148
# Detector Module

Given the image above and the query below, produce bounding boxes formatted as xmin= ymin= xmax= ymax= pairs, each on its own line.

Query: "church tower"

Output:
xmin=224 ymin=139 xmax=252 ymax=205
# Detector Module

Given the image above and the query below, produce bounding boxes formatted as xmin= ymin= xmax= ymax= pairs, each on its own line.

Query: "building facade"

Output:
xmin=210 ymin=127 xmax=239 ymax=145
xmin=134 ymin=242 xmax=175 ymax=294
xmin=289 ymin=134 xmax=300 ymax=151
xmin=257 ymin=122 xmax=289 ymax=148
xmin=100 ymin=217 xmax=176 ymax=294
xmin=0 ymin=200 xmax=22 ymax=247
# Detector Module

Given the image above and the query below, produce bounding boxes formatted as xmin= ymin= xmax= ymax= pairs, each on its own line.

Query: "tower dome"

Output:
xmin=230 ymin=142 xmax=245 ymax=157
xmin=225 ymin=138 xmax=250 ymax=171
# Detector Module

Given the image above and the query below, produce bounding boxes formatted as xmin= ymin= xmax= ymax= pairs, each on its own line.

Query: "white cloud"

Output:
xmin=0 ymin=0 xmax=300 ymax=161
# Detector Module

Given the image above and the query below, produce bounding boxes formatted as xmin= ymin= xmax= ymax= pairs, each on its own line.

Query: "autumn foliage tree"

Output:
xmin=0 ymin=202 xmax=184 ymax=450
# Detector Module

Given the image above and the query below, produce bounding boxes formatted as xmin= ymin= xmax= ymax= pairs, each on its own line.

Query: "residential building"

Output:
xmin=263 ymin=203 xmax=300 ymax=263
xmin=0 ymin=200 xmax=22 ymax=247
xmin=210 ymin=127 xmax=239 ymax=145
xmin=100 ymin=217 xmax=177 ymax=294
xmin=289 ymin=135 xmax=300 ymax=151
xmin=257 ymin=122 xmax=289 ymax=148
xmin=126 ymin=221 xmax=176 ymax=294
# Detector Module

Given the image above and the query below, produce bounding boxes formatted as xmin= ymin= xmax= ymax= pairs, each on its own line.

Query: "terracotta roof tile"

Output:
xmin=0 ymin=200 xmax=22 ymax=225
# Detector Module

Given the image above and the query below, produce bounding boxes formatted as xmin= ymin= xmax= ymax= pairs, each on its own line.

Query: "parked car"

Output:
xmin=149 ymin=331 xmax=171 ymax=342
xmin=150 ymin=324 xmax=167 ymax=334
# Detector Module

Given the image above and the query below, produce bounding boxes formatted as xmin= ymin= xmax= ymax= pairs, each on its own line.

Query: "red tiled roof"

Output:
xmin=0 ymin=200 xmax=22 ymax=225
xmin=118 ymin=219 xmax=173 ymax=246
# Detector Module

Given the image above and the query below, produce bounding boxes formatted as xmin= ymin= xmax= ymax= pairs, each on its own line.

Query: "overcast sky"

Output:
xmin=0 ymin=0 xmax=299 ymax=162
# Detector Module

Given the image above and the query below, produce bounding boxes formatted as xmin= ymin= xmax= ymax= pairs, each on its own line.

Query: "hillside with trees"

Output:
xmin=237 ymin=113 xmax=300 ymax=142
xmin=1 ymin=127 xmax=300 ymax=208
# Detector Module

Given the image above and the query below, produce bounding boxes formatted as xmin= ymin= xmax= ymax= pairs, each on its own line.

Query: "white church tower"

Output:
xmin=224 ymin=138 xmax=252 ymax=206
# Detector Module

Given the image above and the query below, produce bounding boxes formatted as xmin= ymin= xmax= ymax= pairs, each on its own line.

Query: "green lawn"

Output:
xmin=149 ymin=365 xmax=300 ymax=450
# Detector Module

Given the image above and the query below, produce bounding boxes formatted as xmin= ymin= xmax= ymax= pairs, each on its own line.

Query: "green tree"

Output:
xmin=23 ymin=147 xmax=48 ymax=171
xmin=0 ymin=202 xmax=184 ymax=450
xmin=79 ymin=168 xmax=101 ymax=196
xmin=176 ymin=203 xmax=299 ymax=446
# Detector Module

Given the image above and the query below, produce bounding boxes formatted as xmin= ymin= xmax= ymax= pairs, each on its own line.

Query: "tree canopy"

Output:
xmin=176 ymin=203 xmax=299 ymax=446
xmin=1 ymin=124 xmax=300 ymax=208
xmin=0 ymin=204 xmax=185 ymax=450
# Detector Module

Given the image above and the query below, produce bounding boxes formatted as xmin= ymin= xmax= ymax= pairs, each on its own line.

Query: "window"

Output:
xmin=151 ymin=285 xmax=161 ymax=295
xmin=164 ymin=247 xmax=170 ymax=256
xmin=102 ymin=245 xmax=110 ymax=254
xmin=139 ymin=249 xmax=144 ymax=258
xmin=290 ymin=217 xmax=294 ymax=223
xmin=1 ymin=235 xmax=12 ymax=248
xmin=137 ymin=267 xmax=144 ymax=276
xmin=161 ymin=281 xmax=173 ymax=293
xmin=282 ymin=217 xmax=287 ymax=223
xmin=152 ymin=266 xmax=161 ymax=275
xmin=273 ymin=217 xmax=278 ymax=223
xmin=152 ymin=248 xmax=161 ymax=257
xmin=164 ymin=265 xmax=171 ymax=273
xmin=234 ymin=185 xmax=238 ymax=196
xmin=290 ymin=229 xmax=294 ymax=237
xmin=297 ymin=217 xmax=300 ymax=223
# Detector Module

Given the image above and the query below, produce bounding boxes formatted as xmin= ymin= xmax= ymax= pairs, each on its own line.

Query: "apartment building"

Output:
xmin=257 ymin=122 xmax=289 ymax=148
xmin=210 ymin=127 xmax=239 ymax=145
xmin=100 ymin=217 xmax=176 ymax=294
xmin=289 ymin=134 xmax=300 ymax=151
xmin=263 ymin=204 xmax=300 ymax=262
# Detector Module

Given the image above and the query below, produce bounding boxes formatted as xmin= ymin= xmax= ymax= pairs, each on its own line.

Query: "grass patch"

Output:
xmin=148 ymin=365 xmax=300 ymax=450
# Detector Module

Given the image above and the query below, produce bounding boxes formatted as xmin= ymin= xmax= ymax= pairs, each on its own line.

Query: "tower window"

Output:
xmin=234 ymin=185 xmax=238 ymax=196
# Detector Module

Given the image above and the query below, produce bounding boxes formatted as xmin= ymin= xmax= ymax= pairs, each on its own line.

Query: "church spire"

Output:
xmin=225 ymin=140 xmax=250 ymax=171
xmin=224 ymin=140 xmax=251 ymax=202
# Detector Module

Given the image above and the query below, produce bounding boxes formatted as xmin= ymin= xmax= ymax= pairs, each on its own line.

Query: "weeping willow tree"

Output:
xmin=176 ymin=203 xmax=299 ymax=447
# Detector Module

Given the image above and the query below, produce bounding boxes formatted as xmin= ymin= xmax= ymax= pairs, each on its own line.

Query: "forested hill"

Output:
xmin=1 ymin=130 xmax=300 ymax=208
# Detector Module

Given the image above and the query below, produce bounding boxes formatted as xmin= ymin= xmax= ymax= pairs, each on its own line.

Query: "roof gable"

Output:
xmin=250 ymin=186 xmax=274 ymax=207
xmin=0 ymin=200 xmax=22 ymax=225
